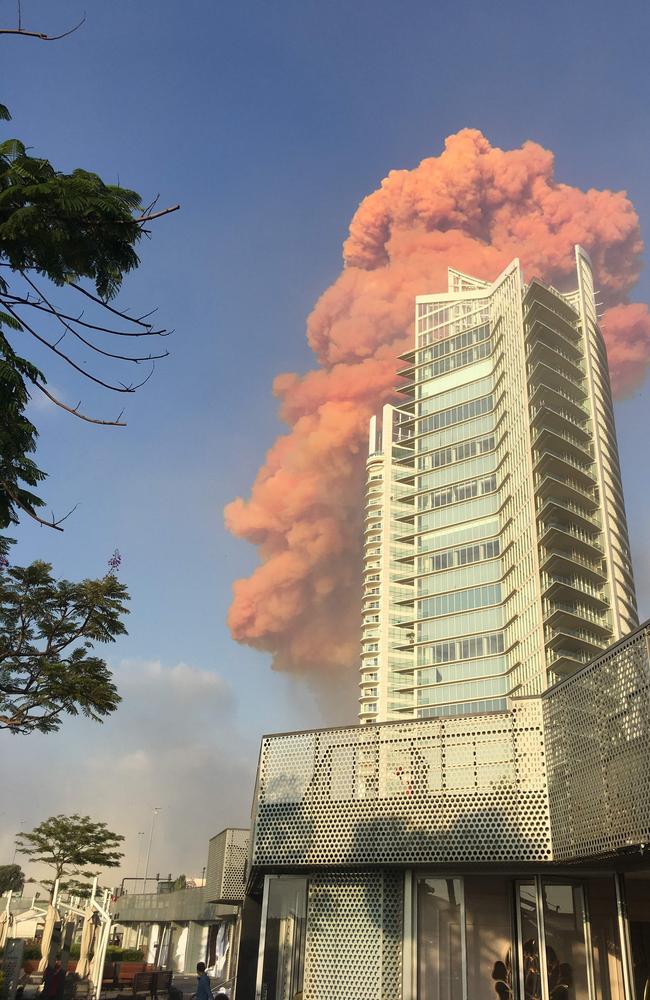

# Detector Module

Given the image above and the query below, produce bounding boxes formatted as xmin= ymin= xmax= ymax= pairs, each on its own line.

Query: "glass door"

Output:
xmin=257 ymin=877 xmax=307 ymax=1000
xmin=416 ymin=877 xmax=464 ymax=1000
xmin=516 ymin=879 xmax=593 ymax=1000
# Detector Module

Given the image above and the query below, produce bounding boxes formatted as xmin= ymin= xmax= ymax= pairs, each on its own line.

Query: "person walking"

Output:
xmin=195 ymin=962 xmax=213 ymax=1000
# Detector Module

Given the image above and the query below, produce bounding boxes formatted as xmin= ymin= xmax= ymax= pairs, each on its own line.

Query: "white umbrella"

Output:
xmin=38 ymin=903 xmax=60 ymax=973
xmin=75 ymin=907 xmax=98 ymax=979
xmin=0 ymin=910 xmax=10 ymax=949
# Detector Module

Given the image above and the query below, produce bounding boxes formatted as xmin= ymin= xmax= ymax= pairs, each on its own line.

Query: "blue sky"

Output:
xmin=2 ymin=0 xmax=650 ymax=882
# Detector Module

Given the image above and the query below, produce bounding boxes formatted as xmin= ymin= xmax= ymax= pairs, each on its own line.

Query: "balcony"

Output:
xmin=523 ymin=285 xmax=581 ymax=338
xmin=528 ymin=338 xmax=585 ymax=384
xmin=531 ymin=424 xmax=593 ymax=466
xmin=544 ymin=625 xmax=606 ymax=655
xmin=525 ymin=315 xmax=583 ymax=359
xmin=528 ymin=359 xmax=587 ymax=402
xmin=538 ymin=522 xmax=603 ymax=561
xmin=541 ymin=573 xmax=609 ymax=610
xmin=530 ymin=405 xmax=590 ymax=449
xmin=536 ymin=496 xmax=601 ymax=534
xmin=539 ymin=547 xmax=606 ymax=583
xmin=543 ymin=602 xmax=611 ymax=639
xmin=535 ymin=473 xmax=598 ymax=512
xmin=529 ymin=382 xmax=588 ymax=426
xmin=533 ymin=449 xmax=596 ymax=492
xmin=546 ymin=647 xmax=593 ymax=675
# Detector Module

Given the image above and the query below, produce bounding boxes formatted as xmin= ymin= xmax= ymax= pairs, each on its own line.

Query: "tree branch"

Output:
xmin=136 ymin=204 xmax=180 ymax=224
xmin=2 ymin=300 xmax=154 ymax=392
xmin=3 ymin=293 xmax=170 ymax=338
xmin=68 ymin=282 xmax=162 ymax=329
xmin=0 ymin=480 xmax=77 ymax=531
xmin=33 ymin=383 xmax=127 ymax=427
xmin=0 ymin=15 xmax=86 ymax=41
xmin=17 ymin=273 xmax=170 ymax=360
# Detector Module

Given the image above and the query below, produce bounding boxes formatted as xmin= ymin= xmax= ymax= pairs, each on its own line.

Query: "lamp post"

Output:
xmin=142 ymin=808 xmax=160 ymax=893
xmin=133 ymin=831 xmax=145 ymax=887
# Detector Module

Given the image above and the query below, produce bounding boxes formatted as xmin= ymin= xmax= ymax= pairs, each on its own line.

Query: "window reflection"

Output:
xmin=417 ymin=877 xmax=463 ymax=1000
xmin=542 ymin=883 xmax=589 ymax=1000
xmin=260 ymin=877 xmax=306 ymax=1000
xmin=624 ymin=873 xmax=650 ymax=1000
xmin=464 ymin=876 xmax=513 ymax=1000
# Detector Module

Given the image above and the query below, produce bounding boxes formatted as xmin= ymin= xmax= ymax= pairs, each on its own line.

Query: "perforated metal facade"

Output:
xmin=543 ymin=622 xmax=650 ymax=860
xmin=205 ymin=827 xmax=249 ymax=903
xmin=251 ymin=700 xmax=551 ymax=868
xmin=302 ymin=872 xmax=403 ymax=1000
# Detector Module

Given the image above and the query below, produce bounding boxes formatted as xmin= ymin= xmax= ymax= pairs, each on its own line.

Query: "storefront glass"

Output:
xmin=259 ymin=877 xmax=307 ymax=1000
xmin=624 ymin=873 xmax=650 ymax=1000
xmin=585 ymin=877 xmax=625 ymax=1000
xmin=541 ymin=883 xmax=589 ymax=1000
xmin=464 ymin=876 xmax=514 ymax=1000
xmin=416 ymin=877 xmax=463 ymax=1000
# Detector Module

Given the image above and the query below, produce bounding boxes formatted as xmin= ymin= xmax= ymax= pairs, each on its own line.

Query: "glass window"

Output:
xmin=624 ymin=872 xmax=650 ymax=1000
xmin=259 ymin=877 xmax=306 ymax=1000
xmin=465 ymin=876 xmax=514 ymax=1000
xmin=542 ymin=882 xmax=590 ymax=1000
xmin=517 ymin=882 xmax=542 ymax=1000
xmin=585 ymin=876 xmax=625 ymax=1000
xmin=417 ymin=877 xmax=463 ymax=1000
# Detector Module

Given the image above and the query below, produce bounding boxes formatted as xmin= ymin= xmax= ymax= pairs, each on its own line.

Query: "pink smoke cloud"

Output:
xmin=224 ymin=129 xmax=650 ymax=692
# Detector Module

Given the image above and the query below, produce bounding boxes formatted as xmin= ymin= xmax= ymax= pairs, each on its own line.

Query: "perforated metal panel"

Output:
xmin=543 ymin=622 xmax=650 ymax=860
xmin=251 ymin=701 xmax=551 ymax=867
xmin=303 ymin=872 xmax=403 ymax=1000
xmin=205 ymin=828 xmax=249 ymax=903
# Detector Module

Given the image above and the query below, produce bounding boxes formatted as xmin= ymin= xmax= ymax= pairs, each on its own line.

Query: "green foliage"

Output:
xmin=0 ymin=101 xmax=149 ymax=529
xmin=0 ymin=862 xmax=24 ymax=893
xmin=0 ymin=559 xmax=129 ymax=733
xmin=106 ymin=947 xmax=144 ymax=962
xmin=16 ymin=814 xmax=124 ymax=896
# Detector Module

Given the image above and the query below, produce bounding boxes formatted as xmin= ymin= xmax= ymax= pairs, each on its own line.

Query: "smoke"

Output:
xmin=224 ymin=129 xmax=650 ymax=699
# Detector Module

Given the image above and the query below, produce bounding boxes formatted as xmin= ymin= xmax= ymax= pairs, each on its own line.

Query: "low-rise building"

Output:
xmin=111 ymin=828 xmax=248 ymax=983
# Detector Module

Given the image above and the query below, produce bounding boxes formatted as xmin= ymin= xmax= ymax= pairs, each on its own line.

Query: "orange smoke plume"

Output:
xmin=224 ymin=129 xmax=650 ymax=696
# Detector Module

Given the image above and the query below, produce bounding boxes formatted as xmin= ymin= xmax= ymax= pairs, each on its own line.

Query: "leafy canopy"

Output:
xmin=16 ymin=814 xmax=124 ymax=896
xmin=0 ymin=101 xmax=169 ymax=529
xmin=0 ymin=862 xmax=24 ymax=894
xmin=0 ymin=556 xmax=129 ymax=733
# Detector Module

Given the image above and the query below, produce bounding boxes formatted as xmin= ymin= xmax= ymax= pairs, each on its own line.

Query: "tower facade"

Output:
xmin=359 ymin=246 xmax=637 ymax=723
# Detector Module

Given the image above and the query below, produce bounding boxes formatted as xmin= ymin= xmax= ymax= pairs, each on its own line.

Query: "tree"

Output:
xmin=0 ymin=555 xmax=129 ymax=734
xmin=0 ymin=863 xmax=24 ymax=894
xmin=0 ymin=100 xmax=178 ymax=531
xmin=16 ymin=815 xmax=124 ymax=896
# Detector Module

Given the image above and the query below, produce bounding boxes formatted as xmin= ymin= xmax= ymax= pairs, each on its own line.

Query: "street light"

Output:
xmin=134 ymin=831 xmax=145 ymax=886
xmin=142 ymin=808 xmax=161 ymax=893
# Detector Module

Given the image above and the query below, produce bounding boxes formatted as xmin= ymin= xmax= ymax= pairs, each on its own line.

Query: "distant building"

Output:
xmin=111 ymin=828 xmax=248 ymax=984
xmin=360 ymin=247 xmax=637 ymax=722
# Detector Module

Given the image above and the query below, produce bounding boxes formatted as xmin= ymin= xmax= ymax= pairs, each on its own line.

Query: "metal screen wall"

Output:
xmin=251 ymin=701 xmax=551 ymax=867
xmin=206 ymin=828 xmax=249 ymax=903
xmin=303 ymin=872 xmax=403 ymax=1000
xmin=543 ymin=624 xmax=650 ymax=860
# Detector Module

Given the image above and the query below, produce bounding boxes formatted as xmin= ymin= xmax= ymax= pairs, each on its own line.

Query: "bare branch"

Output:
xmin=3 ymin=293 xmax=170 ymax=337
xmin=135 ymin=204 xmax=180 ymax=224
xmin=2 ymin=300 xmax=151 ymax=393
xmin=0 ymin=480 xmax=79 ymax=531
xmin=18 ymin=273 xmax=170 ymax=360
xmin=0 ymin=14 xmax=86 ymax=40
xmin=68 ymin=283 xmax=159 ymax=329
xmin=33 ymin=383 xmax=127 ymax=427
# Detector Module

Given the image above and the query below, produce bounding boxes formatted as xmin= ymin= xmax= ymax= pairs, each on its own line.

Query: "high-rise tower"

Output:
xmin=359 ymin=246 xmax=637 ymax=723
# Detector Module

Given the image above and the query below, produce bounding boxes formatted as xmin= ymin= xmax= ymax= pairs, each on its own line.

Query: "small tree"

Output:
xmin=0 ymin=555 xmax=129 ymax=734
xmin=16 ymin=815 xmax=124 ymax=896
xmin=0 ymin=863 xmax=24 ymax=894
